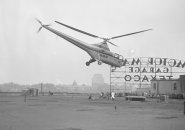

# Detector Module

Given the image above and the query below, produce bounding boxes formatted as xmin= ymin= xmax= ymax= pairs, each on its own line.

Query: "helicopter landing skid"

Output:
xmin=98 ymin=61 xmax=102 ymax=65
xmin=86 ymin=58 xmax=96 ymax=66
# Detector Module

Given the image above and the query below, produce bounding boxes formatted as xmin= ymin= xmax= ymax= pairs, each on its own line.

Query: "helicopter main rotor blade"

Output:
xmin=55 ymin=21 xmax=102 ymax=39
xmin=107 ymin=41 xmax=118 ymax=47
xmin=109 ymin=29 xmax=152 ymax=40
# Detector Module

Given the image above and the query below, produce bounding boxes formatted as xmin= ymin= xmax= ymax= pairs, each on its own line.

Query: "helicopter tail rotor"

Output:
xmin=36 ymin=18 xmax=51 ymax=33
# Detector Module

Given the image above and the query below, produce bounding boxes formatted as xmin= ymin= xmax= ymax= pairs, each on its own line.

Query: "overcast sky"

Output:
xmin=0 ymin=0 xmax=185 ymax=85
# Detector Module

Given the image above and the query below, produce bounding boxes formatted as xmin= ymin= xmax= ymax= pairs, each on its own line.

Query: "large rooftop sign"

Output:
xmin=111 ymin=57 xmax=185 ymax=85
xmin=123 ymin=58 xmax=185 ymax=68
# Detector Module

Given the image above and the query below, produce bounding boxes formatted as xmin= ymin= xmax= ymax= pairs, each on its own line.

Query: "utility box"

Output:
xmin=159 ymin=95 xmax=169 ymax=102
xmin=26 ymin=88 xmax=39 ymax=96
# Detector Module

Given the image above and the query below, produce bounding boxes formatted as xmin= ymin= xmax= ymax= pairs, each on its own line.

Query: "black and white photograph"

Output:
xmin=0 ymin=0 xmax=185 ymax=130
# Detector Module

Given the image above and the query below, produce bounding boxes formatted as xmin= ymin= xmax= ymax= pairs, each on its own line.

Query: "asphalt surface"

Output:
xmin=0 ymin=94 xmax=185 ymax=130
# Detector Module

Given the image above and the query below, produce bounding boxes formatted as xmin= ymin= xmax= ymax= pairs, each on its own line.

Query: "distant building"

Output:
xmin=92 ymin=74 xmax=109 ymax=92
xmin=72 ymin=80 xmax=79 ymax=92
xmin=92 ymin=74 xmax=104 ymax=86
xmin=151 ymin=75 xmax=185 ymax=96
xmin=72 ymin=80 xmax=78 ymax=86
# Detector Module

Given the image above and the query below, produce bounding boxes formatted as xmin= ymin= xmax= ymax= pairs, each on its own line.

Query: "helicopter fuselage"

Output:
xmin=41 ymin=25 xmax=124 ymax=67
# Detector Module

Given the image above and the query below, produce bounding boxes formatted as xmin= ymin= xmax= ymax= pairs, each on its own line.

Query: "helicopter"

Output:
xmin=36 ymin=19 xmax=151 ymax=67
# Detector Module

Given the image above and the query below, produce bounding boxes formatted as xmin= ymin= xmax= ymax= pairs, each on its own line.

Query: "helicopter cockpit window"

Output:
xmin=114 ymin=53 xmax=119 ymax=58
xmin=114 ymin=53 xmax=123 ymax=60
xmin=119 ymin=55 xmax=123 ymax=60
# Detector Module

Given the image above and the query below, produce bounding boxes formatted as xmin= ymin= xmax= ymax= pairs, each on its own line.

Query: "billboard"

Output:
xmin=110 ymin=57 xmax=185 ymax=88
